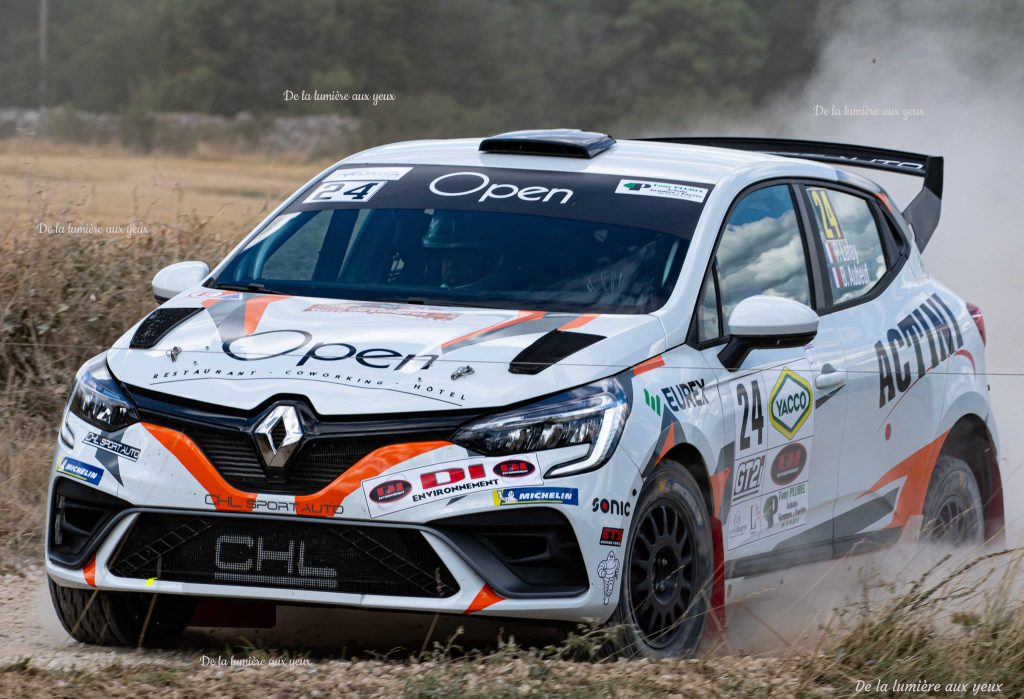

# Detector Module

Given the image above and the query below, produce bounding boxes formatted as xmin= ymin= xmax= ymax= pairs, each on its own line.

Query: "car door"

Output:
xmin=798 ymin=182 xmax=949 ymax=551
xmin=693 ymin=183 xmax=849 ymax=573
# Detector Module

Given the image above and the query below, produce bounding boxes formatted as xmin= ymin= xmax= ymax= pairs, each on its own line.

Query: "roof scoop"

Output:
xmin=480 ymin=129 xmax=616 ymax=159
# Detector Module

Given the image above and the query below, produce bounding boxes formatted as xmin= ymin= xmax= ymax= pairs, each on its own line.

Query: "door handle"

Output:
xmin=815 ymin=365 xmax=847 ymax=390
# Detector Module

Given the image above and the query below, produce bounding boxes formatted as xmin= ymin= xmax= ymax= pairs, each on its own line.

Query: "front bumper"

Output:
xmin=46 ymin=406 xmax=643 ymax=623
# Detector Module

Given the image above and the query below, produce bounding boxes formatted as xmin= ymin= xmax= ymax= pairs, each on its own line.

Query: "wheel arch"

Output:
xmin=660 ymin=443 xmax=713 ymax=519
xmin=939 ymin=413 xmax=1004 ymax=543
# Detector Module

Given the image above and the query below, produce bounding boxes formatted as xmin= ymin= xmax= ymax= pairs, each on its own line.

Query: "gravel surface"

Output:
xmin=1 ymin=566 xmax=820 ymax=698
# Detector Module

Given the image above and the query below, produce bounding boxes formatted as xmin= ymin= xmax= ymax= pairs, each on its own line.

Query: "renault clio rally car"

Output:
xmin=47 ymin=130 xmax=1003 ymax=657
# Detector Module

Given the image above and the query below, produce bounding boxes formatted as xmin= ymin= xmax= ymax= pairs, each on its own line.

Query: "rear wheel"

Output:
xmin=607 ymin=461 xmax=713 ymax=658
xmin=920 ymin=455 xmax=984 ymax=546
xmin=48 ymin=577 xmax=196 ymax=647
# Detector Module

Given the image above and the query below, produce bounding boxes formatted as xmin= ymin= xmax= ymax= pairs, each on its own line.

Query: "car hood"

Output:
xmin=106 ymin=289 xmax=668 ymax=415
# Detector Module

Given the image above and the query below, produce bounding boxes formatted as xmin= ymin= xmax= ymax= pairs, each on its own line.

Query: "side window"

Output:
xmin=701 ymin=185 xmax=812 ymax=340
xmin=805 ymin=186 xmax=888 ymax=305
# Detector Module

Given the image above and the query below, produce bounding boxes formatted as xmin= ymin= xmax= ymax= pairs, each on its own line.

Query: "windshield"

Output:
xmin=212 ymin=165 xmax=708 ymax=314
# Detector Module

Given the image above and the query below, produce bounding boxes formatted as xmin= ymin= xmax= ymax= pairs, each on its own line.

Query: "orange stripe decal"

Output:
xmin=141 ymin=422 xmax=257 ymax=512
xmin=243 ymin=296 xmax=287 ymax=336
xmin=633 ymin=355 xmax=665 ymax=375
xmin=465 ymin=584 xmax=504 ymax=613
xmin=83 ymin=556 xmax=97 ymax=588
xmin=709 ymin=469 xmax=731 ymax=519
xmin=201 ymin=298 xmax=221 ymax=309
xmin=863 ymin=430 xmax=949 ymax=528
xmin=558 ymin=313 xmax=599 ymax=331
xmin=441 ymin=310 xmax=546 ymax=349
xmin=295 ymin=441 xmax=452 ymax=516
xmin=658 ymin=423 xmax=676 ymax=461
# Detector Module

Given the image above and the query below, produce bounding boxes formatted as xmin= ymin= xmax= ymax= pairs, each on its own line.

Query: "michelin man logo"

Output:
xmin=596 ymin=551 xmax=619 ymax=605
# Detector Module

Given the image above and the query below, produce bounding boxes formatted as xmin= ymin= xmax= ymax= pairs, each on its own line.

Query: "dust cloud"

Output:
xmin=682 ymin=0 xmax=1024 ymax=653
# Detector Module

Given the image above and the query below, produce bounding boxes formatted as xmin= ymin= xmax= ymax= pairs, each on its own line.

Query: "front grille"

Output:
xmin=159 ymin=419 xmax=451 ymax=495
xmin=110 ymin=513 xmax=459 ymax=597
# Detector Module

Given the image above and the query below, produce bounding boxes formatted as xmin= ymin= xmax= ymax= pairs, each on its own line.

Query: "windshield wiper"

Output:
xmin=213 ymin=282 xmax=287 ymax=295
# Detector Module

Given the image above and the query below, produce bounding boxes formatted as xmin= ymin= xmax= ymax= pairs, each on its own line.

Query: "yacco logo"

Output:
xmin=642 ymin=389 xmax=661 ymax=416
xmin=769 ymin=368 xmax=812 ymax=440
xmin=428 ymin=172 xmax=573 ymax=204
xmin=57 ymin=457 xmax=103 ymax=485
xmin=222 ymin=331 xmax=437 ymax=371
xmin=494 ymin=487 xmax=579 ymax=506
xmin=875 ymin=293 xmax=965 ymax=408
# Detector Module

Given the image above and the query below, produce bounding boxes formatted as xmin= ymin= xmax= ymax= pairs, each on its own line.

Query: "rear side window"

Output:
xmin=805 ymin=186 xmax=888 ymax=305
xmin=698 ymin=184 xmax=812 ymax=341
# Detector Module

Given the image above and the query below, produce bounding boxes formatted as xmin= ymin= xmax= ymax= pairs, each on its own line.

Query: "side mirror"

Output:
xmin=718 ymin=295 xmax=818 ymax=371
xmin=152 ymin=261 xmax=209 ymax=303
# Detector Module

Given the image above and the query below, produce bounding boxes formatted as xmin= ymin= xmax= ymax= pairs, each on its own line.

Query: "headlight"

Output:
xmin=67 ymin=355 xmax=138 ymax=432
xmin=453 ymin=376 xmax=629 ymax=478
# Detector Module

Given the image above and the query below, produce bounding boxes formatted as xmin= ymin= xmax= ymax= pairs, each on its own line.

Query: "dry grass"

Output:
xmin=0 ymin=137 xmax=331 ymax=569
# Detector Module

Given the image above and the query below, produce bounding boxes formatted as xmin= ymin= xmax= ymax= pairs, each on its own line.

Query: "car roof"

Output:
xmin=337 ymin=137 xmax=839 ymax=187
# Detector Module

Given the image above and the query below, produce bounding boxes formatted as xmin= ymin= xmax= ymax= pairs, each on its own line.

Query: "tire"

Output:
xmin=48 ymin=577 xmax=196 ymax=647
xmin=920 ymin=454 xmax=984 ymax=547
xmin=606 ymin=460 xmax=713 ymax=659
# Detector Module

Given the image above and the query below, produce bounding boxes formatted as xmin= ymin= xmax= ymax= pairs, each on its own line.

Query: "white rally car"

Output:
xmin=47 ymin=131 xmax=1003 ymax=657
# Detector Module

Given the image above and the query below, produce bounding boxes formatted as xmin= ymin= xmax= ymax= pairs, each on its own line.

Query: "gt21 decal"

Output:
xmin=875 ymin=293 xmax=964 ymax=407
xmin=731 ymin=454 xmax=765 ymax=503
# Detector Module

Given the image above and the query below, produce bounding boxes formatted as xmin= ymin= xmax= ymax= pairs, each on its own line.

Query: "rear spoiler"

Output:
xmin=637 ymin=137 xmax=943 ymax=250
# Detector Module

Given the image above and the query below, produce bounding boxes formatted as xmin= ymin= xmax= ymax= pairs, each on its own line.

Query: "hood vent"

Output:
xmin=509 ymin=330 xmax=604 ymax=375
xmin=129 ymin=307 xmax=203 ymax=349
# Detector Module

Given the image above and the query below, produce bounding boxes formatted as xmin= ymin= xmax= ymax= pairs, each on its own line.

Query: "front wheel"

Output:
xmin=48 ymin=577 xmax=196 ymax=647
xmin=607 ymin=460 xmax=713 ymax=658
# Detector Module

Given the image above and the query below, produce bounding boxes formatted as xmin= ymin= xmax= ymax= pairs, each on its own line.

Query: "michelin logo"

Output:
xmin=493 ymin=487 xmax=578 ymax=506
xmin=57 ymin=457 xmax=103 ymax=485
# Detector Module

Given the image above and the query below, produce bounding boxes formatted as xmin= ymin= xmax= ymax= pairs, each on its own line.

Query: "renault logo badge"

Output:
xmin=254 ymin=405 xmax=303 ymax=476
